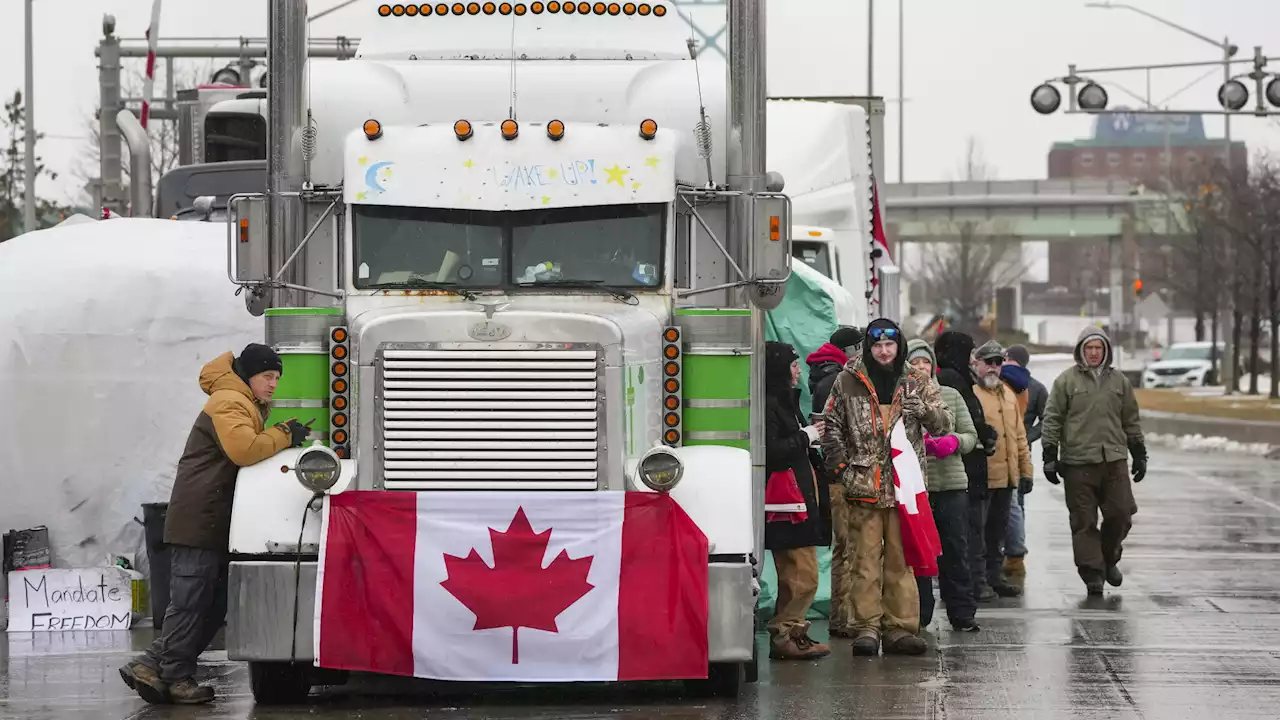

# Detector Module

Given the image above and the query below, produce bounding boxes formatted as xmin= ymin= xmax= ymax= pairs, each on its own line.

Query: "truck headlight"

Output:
xmin=294 ymin=444 xmax=342 ymax=493
xmin=638 ymin=446 xmax=683 ymax=493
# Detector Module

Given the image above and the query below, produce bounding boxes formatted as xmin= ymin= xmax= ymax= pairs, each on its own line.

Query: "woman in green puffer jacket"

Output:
xmin=906 ymin=339 xmax=982 ymax=632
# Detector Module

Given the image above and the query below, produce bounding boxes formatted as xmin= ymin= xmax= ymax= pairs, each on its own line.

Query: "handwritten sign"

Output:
xmin=6 ymin=568 xmax=133 ymax=632
xmin=491 ymin=159 xmax=600 ymax=189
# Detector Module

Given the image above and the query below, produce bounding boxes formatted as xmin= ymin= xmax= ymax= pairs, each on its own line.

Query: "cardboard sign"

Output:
xmin=6 ymin=567 xmax=133 ymax=632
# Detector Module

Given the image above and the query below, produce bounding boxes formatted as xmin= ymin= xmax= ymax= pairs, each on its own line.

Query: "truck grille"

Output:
xmin=377 ymin=347 xmax=601 ymax=491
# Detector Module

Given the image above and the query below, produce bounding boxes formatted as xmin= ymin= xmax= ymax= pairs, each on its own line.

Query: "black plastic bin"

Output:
xmin=142 ymin=502 xmax=171 ymax=631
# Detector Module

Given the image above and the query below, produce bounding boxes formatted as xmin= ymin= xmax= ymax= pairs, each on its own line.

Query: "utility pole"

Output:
xmin=23 ymin=0 xmax=37 ymax=233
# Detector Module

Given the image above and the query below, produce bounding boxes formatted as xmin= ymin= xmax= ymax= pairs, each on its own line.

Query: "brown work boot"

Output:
xmin=1003 ymin=556 xmax=1026 ymax=578
xmin=882 ymin=629 xmax=928 ymax=655
xmin=851 ymin=630 xmax=880 ymax=657
xmin=769 ymin=625 xmax=829 ymax=660
xmin=167 ymin=678 xmax=215 ymax=705
xmin=119 ymin=660 xmax=168 ymax=705
xmin=793 ymin=622 xmax=831 ymax=658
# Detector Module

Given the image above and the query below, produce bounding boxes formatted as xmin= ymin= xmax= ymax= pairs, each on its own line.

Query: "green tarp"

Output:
xmin=759 ymin=262 xmax=858 ymax=620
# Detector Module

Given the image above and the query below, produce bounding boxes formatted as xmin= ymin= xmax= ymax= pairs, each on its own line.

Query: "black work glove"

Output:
xmin=1129 ymin=440 xmax=1148 ymax=483
xmin=285 ymin=419 xmax=312 ymax=448
xmin=1042 ymin=444 xmax=1060 ymax=485
xmin=978 ymin=423 xmax=999 ymax=457
xmin=1019 ymin=476 xmax=1033 ymax=495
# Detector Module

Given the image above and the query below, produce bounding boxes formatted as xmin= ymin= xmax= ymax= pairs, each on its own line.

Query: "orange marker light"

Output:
xmin=664 ymin=429 xmax=680 ymax=444
xmin=392 ymin=4 xmax=406 ymax=15
xmin=333 ymin=413 xmax=348 ymax=428
xmin=639 ymin=118 xmax=658 ymax=139
xmin=499 ymin=1 xmax=512 ymax=12
xmin=483 ymin=1 xmax=496 ymax=12
xmin=454 ymin=119 xmax=473 ymax=140
xmin=332 ymin=362 xmax=348 ymax=376
xmin=452 ymin=2 xmax=465 ymax=13
xmin=333 ymin=430 xmax=348 ymax=444
xmin=405 ymin=3 xmax=419 ymax=14
xmin=467 ymin=1 xmax=481 ymax=12
xmin=664 ymin=378 xmax=680 ymax=393
xmin=332 ymin=379 xmax=347 ymax=393
xmin=334 ymin=396 xmax=348 ymax=410
xmin=363 ymin=118 xmax=383 ymax=140
xmin=548 ymin=1 xmax=560 ymax=10
xmin=638 ymin=3 xmax=651 ymax=14
xmin=769 ymin=215 xmax=781 ymax=242
xmin=333 ymin=345 xmax=347 ymax=359
xmin=593 ymin=2 xmax=606 ymax=12
xmin=379 ymin=4 xmax=393 ymax=15
xmin=623 ymin=2 xmax=636 ymax=13
xmin=664 ymin=396 xmax=680 ymax=410
xmin=436 ymin=3 xmax=448 ymax=13
xmin=546 ymin=119 xmax=565 ymax=140
xmin=514 ymin=2 xmax=527 ymax=13
xmin=578 ymin=1 xmax=590 ymax=12
xmin=664 ymin=361 xmax=679 ymax=376
xmin=653 ymin=3 xmax=665 ymax=15
xmin=531 ymin=1 xmax=544 ymax=10
xmin=663 ymin=345 xmax=679 ymax=359
xmin=563 ymin=1 xmax=575 ymax=11
xmin=607 ymin=2 xmax=620 ymax=13
xmin=420 ymin=3 xmax=433 ymax=14
xmin=501 ymin=119 xmax=519 ymax=140
xmin=664 ymin=412 xmax=679 ymax=427
xmin=663 ymin=327 xmax=680 ymax=342
xmin=335 ymin=446 xmax=348 ymax=459
xmin=331 ymin=328 xmax=347 ymax=343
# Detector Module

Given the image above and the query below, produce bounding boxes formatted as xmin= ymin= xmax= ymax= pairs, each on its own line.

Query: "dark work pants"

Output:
xmin=930 ymin=489 xmax=976 ymax=623
xmin=1062 ymin=461 xmax=1137 ymax=583
xmin=983 ymin=488 xmax=1015 ymax=586
xmin=137 ymin=545 xmax=229 ymax=683
xmin=967 ymin=487 xmax=1015 ymax=592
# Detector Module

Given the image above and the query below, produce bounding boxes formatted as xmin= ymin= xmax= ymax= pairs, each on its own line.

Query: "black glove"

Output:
xmin=1042 ymin=444 xmax=1060 ymax=485
xmin=978 ymin=423 xmax=999 ymax=457
xmin=285 ymin=419 xmax=311 ymax=448
xmin=1129 ymin=440 xmax=1148 ymax=483
xmin=1019 ymin=476 xmax=1033 ymax=495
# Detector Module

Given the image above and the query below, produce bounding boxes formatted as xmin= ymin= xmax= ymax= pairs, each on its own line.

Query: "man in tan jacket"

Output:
xmin=119 ymin=344 xmax=310 ymax=705
xmin=972 ymin=341 xmax=1033 ymax=600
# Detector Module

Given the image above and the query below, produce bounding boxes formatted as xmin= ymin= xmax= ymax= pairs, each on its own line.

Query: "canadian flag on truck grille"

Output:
xmin=314 ymin=491 xmax=709 ymax=681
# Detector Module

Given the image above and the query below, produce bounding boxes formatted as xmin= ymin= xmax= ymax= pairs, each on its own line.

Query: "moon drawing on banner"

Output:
xmin=365 ymin=162 xmax=394 ymax=194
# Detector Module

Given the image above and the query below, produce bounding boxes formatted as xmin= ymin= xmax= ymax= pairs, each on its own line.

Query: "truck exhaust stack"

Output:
xmin=267 ymin=0 xmax=309 ymax=308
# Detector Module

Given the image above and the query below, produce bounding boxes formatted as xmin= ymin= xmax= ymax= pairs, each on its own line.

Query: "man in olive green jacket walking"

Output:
xmin=1041 ymin=327 xmax=1147 ymax=596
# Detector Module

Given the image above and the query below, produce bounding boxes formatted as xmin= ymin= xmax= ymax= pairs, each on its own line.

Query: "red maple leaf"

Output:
xmin=440 ymin=507 xmax=595 ymax=664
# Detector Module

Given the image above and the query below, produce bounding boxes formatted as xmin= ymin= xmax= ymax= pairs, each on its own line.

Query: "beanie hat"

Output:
xmin=829 ymin=325 xmax=863 ymax=351
xmin=907 ymin=346 xmax=933 ymax=365
xmin=1004 ymin=344 xmax=1031 ymax=367
xmin=235 ymin=343 xmax=283 ymax=383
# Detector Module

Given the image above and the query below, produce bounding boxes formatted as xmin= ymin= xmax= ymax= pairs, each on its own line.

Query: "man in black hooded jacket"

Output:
xmin=933 ymin=331 xmax=1001 ymax=604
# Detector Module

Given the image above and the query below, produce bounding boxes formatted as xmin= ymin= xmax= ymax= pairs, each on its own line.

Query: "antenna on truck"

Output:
xmin=686 ymin=33 xmax=715 ymax=187
xmin=507 ymin=15 xmax=519 ymax=120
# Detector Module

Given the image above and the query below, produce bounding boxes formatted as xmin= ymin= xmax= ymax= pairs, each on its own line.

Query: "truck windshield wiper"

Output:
xmin=517 ymin=279 xmax=638 ymax=305
xmin=362 ymin=278 xmax=478 ymax=301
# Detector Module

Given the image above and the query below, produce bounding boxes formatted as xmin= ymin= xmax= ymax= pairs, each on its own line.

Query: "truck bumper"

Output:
xmin=226 ymin=559 xmax=755 ymax=665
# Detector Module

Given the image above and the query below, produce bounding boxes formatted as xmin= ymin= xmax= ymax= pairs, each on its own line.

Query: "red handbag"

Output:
xmin=765 ymin=469 xmax=808 ymax=524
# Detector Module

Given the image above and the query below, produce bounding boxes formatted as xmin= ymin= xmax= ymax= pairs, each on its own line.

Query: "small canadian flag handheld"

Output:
xmin=314 ymin=491 xmax=710 ymax=682
xmin=890 ymin=419 xmax=942 ymax=577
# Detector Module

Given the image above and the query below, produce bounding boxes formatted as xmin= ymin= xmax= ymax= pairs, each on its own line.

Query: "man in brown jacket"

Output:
xmin=972 ymin=341 xmax=1032 ymax=600
xmin=119 ymin=344 xmax=310 ymax=705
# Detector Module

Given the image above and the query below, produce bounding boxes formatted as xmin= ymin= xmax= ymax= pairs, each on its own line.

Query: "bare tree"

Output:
xmin=919 ymin=137 xmax=1026 ymax=334
xmin=71 ymin=62 xmax=213 ymax=207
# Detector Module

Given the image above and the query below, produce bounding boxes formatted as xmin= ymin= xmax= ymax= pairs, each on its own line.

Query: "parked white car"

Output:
xmin=1142 ymin=342 xmax=1223 ymax=388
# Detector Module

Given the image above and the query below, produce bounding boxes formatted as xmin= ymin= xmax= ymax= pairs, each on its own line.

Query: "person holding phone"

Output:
xmin=120 ymin=344 xmax=309 ymax=705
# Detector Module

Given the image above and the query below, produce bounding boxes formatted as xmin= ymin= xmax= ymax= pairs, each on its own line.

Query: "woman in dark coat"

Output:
xmin=763 ymin=341 xmax=832 ymax=660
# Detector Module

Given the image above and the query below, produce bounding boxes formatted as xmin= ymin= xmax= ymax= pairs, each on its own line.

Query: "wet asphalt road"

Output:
xmin=4 ymin=446 xmax=1280 ymax=719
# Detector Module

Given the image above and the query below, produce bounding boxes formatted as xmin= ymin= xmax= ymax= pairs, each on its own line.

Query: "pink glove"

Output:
xmin=924 ymin=434 xmax=960 ymax=459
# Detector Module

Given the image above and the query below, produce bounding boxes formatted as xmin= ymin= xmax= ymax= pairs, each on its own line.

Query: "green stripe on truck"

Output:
xmin=274 ymin=354 xmax=331 ymax=399
xmin=681 ymin=355 xmax=750 ymax=399
xmin=265 ymin=307 xmax=344 ymax=316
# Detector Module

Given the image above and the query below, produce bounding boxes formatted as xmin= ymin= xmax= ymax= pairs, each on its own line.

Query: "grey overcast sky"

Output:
xmin=3 ymin=0 xmax=1280 ymax=203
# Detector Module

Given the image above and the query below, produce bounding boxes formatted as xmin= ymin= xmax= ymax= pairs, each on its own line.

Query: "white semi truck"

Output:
xmin=218 ymin=0 xmax=800 ymax=704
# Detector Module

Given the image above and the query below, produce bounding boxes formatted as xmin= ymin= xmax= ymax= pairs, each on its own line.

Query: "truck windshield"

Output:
xmin=353 ymin=203 xmax=665 ymax=290
xmin=792 ymin=241 xmax=833 ymax=280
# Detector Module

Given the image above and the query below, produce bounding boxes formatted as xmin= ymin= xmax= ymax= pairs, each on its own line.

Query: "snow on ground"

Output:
xmin=1146 ymin=432 xmax=1278 ymax=458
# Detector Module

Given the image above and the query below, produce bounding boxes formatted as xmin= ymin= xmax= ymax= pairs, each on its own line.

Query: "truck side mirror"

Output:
xmin=747 ymin=193 xmax=791 ymax=310
xmin=226 ymin=193 xmax=269 ymax=315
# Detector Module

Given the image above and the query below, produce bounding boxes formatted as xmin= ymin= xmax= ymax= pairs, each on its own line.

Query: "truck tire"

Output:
xmin=745 ymin=643 xmax=759 ymax=684
xmin=684 ymin=662 xmax=744 ymax=699
xmin=248 ymin=662 xmax=312 ymax=705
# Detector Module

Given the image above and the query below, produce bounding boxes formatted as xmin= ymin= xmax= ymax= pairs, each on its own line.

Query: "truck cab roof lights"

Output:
xmin=637 ymin=3 xmax=651 ymax=14
xmin=639 ymin=118 xmax=658 ymax=140
xmin=607 ymin=2 xmax=620 ymax=13
xmin=514 ymin=2 xmax=527 ymax=13
xmin=483 ymin=1 xmax=497 ymax=13
xmin=622 ymin=2 xmax=635 ymax=13
xmin=546 ymin=119 xmax=565 ymax=141
xmin=499 ymin=2 xmax=512 ymax=12
xmin=467 ymin=2 xmax=482 ymax=13
xmin=381 ymin=1 xmax=662 ymax=16
xmin=501 ymin=119 xmax=519 ymax=140
xmin=454 ymin=119 xmax=474 ymax=140
xmin=363 ymin=119 xmax=383 ymax=140
xmin=653 ymin=3 xmax=665 ymax=15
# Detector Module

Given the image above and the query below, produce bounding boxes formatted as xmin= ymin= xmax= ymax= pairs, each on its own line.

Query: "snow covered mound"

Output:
xmin=1145 ymin=432 xmax=1277 ymax=458
xmin=0 ymin=219 xmax=261 ymax=575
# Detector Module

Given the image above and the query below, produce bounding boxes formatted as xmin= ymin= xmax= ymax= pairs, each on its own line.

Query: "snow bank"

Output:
xmin=0 ymin=219 xmax=261 ymax=578
xmin=1145 ymin=432 xmax=1277 ymax=458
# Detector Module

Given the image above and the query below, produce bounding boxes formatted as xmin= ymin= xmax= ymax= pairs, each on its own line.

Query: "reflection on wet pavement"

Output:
xmin=3 ymin=447 xmax=1280 ymax=719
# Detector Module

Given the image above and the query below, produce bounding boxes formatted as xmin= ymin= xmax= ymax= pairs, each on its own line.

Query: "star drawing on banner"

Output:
xmin=358 ymin=156 xmax=369 ymax=166
xmin=604 ymin=164 xmax=628 ymax=186
xmin=463 ymin=159 xmax=475 ymax=169
xmin=355 ymin=191 xmax=367 ymax=201
xmin=542 ymin=196 xmax=552 ymax=205
xmin=644 ymin=156 xmax=661 ymax=169
xmin=548 ymin=168 xmax=559 ymax=180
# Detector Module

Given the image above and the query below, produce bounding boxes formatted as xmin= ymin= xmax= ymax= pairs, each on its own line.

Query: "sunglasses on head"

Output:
xmin=867 ymin=327 xmax=899 ymax=340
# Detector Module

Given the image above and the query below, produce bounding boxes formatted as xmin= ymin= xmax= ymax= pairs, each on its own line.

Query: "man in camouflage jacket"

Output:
xmin=822 ymin=318 xmax=952 ymax=656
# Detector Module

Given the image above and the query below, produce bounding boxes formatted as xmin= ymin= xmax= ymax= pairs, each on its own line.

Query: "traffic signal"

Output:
xmin=1133 ymin=279 xmax=1143 ymax=298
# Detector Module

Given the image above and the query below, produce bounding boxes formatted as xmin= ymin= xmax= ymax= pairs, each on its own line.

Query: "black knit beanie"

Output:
xmin=234 ymin=343 xmax=283 ymax=383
